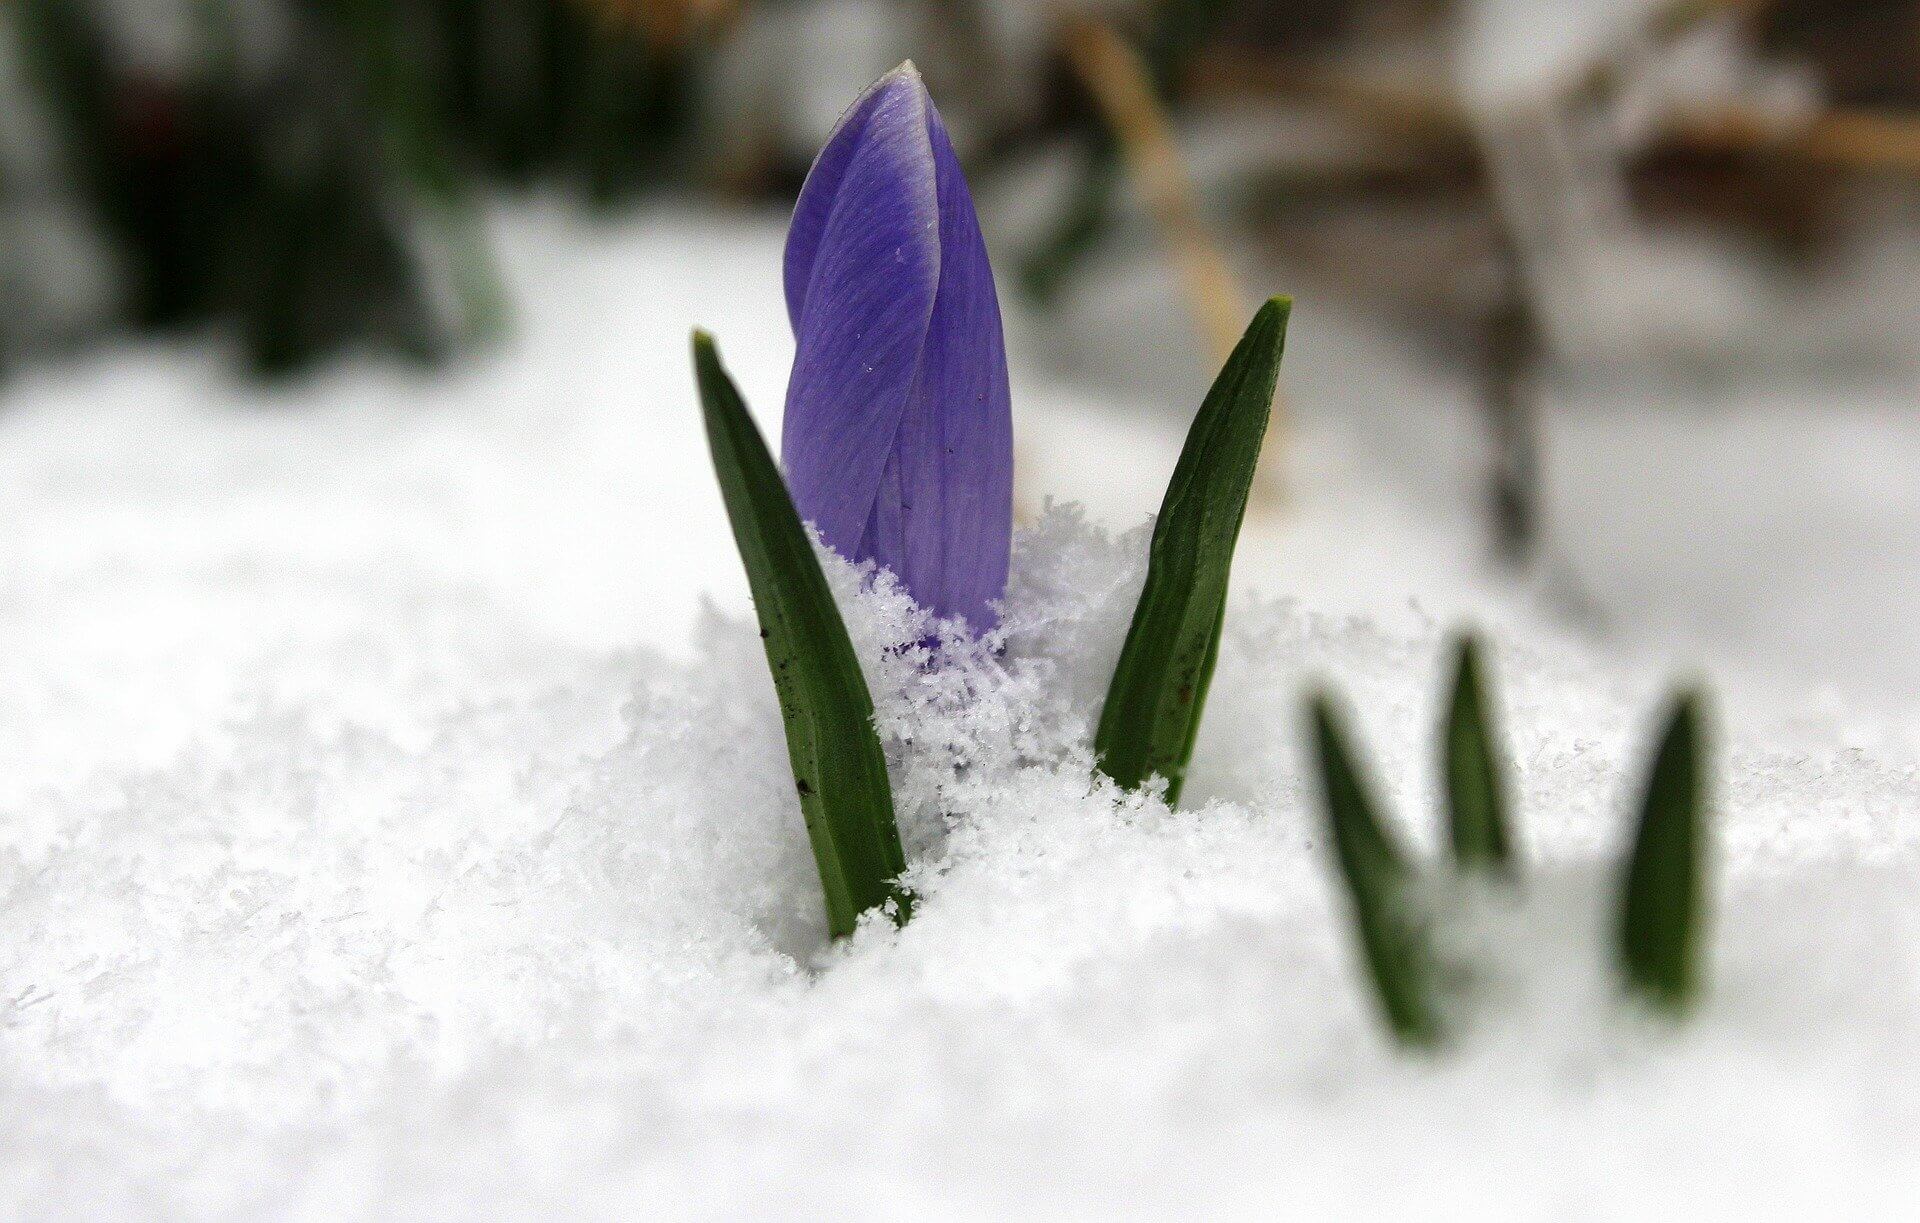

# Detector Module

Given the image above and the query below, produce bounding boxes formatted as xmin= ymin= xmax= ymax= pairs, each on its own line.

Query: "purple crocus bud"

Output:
xmin=781 ymin=63 xmax=1014 ymax=631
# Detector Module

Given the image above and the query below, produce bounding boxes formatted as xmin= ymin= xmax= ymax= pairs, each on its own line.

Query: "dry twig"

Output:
xmin=1059 ymin=11 xmax=1249 ymax=365
xmin=1056 ymin=10 xmax=1288 ymax=509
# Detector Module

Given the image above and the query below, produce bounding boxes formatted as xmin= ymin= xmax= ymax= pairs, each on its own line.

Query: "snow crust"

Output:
xmin=3 ymin=209 xmax=1920 ymax=1218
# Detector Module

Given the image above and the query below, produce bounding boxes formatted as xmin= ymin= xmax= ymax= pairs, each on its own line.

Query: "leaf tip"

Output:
xmin=1252 ymin=295 xmax=1292 ymax=339
xmin=1442 ymin=629 xmax=1515 ymax=878
xmin=1617 ymin=685 xmax=1712 ymax=1015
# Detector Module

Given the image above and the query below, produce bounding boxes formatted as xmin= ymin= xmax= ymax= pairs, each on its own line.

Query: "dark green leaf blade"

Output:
xmin=692 ymin=331 xmax=909 ymax=938
xmin=1443 ymin=633 xmax=1515 ymax=877
xmin=1308 ymin=693 xmax=1446 ymax=1048
xmin=1616 ymin=690 xmax=1709 ymax=1014
xmin=1095 ymin=297 xmax=1290 ymax=807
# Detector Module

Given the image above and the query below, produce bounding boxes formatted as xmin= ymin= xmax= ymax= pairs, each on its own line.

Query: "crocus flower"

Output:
xmin=782 ymin=63 xmax=1013 ymax=631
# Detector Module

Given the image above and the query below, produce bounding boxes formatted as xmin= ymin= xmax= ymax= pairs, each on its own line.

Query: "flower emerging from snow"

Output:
xmin=781 ymin=63 xmax=1014 ymax=632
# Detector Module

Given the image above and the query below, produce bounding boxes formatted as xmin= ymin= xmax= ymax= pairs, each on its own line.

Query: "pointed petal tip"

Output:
xmin=785 ymin=62 xmax=939 ymax=324
xmin=854 ymin=64 xmax=935 ymax=140
xmin=867 ymin=61 xmax=930 ymax=109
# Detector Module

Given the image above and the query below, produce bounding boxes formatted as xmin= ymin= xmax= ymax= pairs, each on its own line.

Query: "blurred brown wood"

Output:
xmin=1187 ymin=50 xmax=1920 ymax=177
xmin=1669 ymin=104 xmax=1920 ymax=174
xmin=578 ymin=0 xmax=741 ymax=47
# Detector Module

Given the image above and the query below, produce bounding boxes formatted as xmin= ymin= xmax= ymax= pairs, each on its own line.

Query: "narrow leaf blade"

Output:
xmin=1443 ymin=634 xmax=1515 ymax=877
xmin=1616 ymin=690 xmax=1709 ymax=1013
xmin=693 ymin=331 xmax=909 ymax=938
xmin=1095 ymin=297 xmax=1290 ymax=806
xmin=1308 ymin=693 xmax=1445 ymax=1048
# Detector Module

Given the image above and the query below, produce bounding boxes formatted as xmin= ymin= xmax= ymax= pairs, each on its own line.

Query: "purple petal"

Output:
xmin=860 ymin=100 xmax=1012 ymax=630
xmin=781 ymin=64 xmax=1013 ymax=632
xmin=783 ymin=72 xmax=900 ymax=325
xmin=780 ymin=68 xmax=941 ymax=563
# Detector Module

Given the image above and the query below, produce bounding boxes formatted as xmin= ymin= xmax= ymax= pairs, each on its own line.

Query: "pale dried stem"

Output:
xmin=1056 ymin=11 xmax=1286 ymax=510
xmin=1059 ymin=12 xmax=1249 ymax=366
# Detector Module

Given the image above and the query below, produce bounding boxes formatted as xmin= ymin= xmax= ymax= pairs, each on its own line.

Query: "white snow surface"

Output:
xmin=3 ymin=208 xmax=1920 ymax=1218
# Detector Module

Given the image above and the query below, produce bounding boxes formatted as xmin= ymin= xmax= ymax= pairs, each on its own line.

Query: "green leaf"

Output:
xmin=1095 ymin=297 xmax=1290 ymax=807
xmin=692 ymin=331 xmax=910 ymax=938
xmin=1442 ymin=634 xmax=1515 ymax=877
xmin=1616 ymin=690 xmax=1709 ymax=1014
xmin=1308 ymin=693 xmax=1446 ymax=1048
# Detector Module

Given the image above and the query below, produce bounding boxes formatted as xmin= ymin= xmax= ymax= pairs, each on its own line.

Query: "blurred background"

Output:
xmin=2 ymin=0 xmax=1919 ymax=716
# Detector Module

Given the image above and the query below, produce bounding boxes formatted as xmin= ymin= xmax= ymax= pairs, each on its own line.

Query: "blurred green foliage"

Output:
xmin=0 ymin=0 xmax=700 ymax=378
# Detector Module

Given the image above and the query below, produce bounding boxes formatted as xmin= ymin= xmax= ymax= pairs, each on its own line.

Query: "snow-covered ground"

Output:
xmin=2 ymin=206 xmax=1920 ymax=1217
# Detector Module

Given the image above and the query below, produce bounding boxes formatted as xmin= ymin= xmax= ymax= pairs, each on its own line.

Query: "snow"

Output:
xmin=4 ymin=205 xmax=1920 ymax=1217
xmin=1454 ymin=0 xmax=1664 ymax=109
